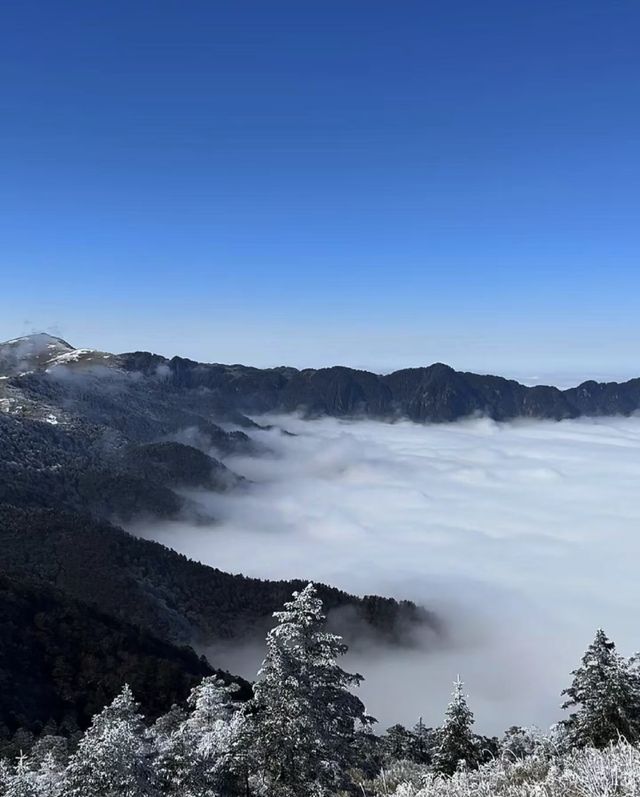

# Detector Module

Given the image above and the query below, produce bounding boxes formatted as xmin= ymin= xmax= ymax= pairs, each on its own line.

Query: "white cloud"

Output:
xmin=134 ymin=414 xmax=640 ymax=734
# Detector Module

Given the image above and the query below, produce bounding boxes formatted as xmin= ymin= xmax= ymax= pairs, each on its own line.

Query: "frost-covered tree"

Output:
xmin=34 ymin=752 xmax=65 ymax=797
xmin=62 ymin=685 xmax=157 ymax=797
xmin=247 ymin=583 xmax=374 ymax=796
xmin=153 ymin=676 xmax=243 ymax=796
xmin=432 ymin=677 xmax=478 ymax=776
xmin=3 ymin=755 xmax=39 ymax=797
xmin=2 ymin=755 xmax=39 ymax=797
xmin=1 ymin=749 xmax=64 ymax=797
xmin=500 ymin=726 xmax=545 ymax=760
xmin=0 ymin=759 xmax=11 ymax=794
xmin=26 ymin=736 xmax=68 ymax=771
xmin=562 ymin=629 xmax=640 ymax=748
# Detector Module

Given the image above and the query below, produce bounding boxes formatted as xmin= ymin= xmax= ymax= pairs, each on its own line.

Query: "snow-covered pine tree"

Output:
xmin=5 ymin=755 xmax=37 ymax=797
xmin=153 ymin=676 xmax=243 ymax=796
xmin=2 ymin=754 xmax=39 ymax=797
xmin=247 ymin=583 xmax=374 ymax=796
xmin=152 ymin=710 xmax=190 ymax=795
xmin=562 ymin=628 xmax=640 ymax=748
xmin=184 ymin=679 xmax=246 ymax=796
xmin=0 ymin=759 xmax=11 ymax=795
xmin=500 ymin=726 xmax=543 ymax=760
xmin=1 ymin=749 xmax=65 ymax=797
xmin=26 ymin=736 xmax=68 ymax=772
xmin=432 ymin=677 xmax=479 ymax=776
xmin=62 ymin=685 xmax=157 ymax=797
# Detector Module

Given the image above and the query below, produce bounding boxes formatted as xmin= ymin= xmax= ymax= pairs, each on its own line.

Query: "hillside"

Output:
xmin=0 ymin=570 xmax=250 ymax=741
xmin=0 ymin=505 xmax=430 ymax=648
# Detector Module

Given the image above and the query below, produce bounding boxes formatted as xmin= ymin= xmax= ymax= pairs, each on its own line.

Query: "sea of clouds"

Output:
xmin=134 ymin=414 xmax=640 ymax=735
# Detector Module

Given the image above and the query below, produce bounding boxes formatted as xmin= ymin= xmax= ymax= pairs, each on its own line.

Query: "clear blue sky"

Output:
xmin=1 ymin=1 xmax=639 ymax=380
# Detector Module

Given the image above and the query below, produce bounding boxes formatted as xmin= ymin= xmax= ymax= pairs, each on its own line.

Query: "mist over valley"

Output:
xmin=2 ymin=331 xmax=640 ymax=782
xmin=131 ymin=412 xmax=640 ymax=733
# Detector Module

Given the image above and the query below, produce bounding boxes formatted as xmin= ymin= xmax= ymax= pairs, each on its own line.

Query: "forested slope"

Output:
xmin=0 ymin=505 xmax=429 ymax=647
xmin=0 ymin=571 xmax=251 ymax=741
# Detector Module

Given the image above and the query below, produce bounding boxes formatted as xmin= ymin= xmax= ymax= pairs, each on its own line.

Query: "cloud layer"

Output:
xmin=135 ymin=414 xmax=640 ymax=734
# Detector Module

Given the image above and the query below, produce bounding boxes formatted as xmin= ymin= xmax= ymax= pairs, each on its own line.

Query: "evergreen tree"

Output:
xmin=411 ymin=717 xmax=434 ymax=764
xmin=3 ymin=754 xmax=39 ymax=797
xmin=432 ymin=677 xmax=478 ymax=776
xmin=1 ymin=750 xmax=64 ymax=797
xmin=500 ymin=726 xmax=543 ymax=760
xmin=62 ymin=685 xmax=157 ymax=797
xmin=0 ymin=759 xmax=11 ymax=795
xmin=153 ymin=676 xmax=243 ymax=796
xmin=152 ymin=710 xmax=191 ymax=796
xmin=562 ymin=629 xmax=640 ymax=748
xmin=247 ymin=583 xmax=374 ymax=796
xmin=26 ymin=736 xmax=68 ymax=771
xmin=352 ymin=729 xmax=385 ymax=780
xmin=382 ymin=724 xmax=416 ymax=762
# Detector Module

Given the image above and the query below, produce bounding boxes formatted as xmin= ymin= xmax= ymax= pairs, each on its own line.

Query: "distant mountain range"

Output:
xmin=2 ymin=332 xmax=639 ymax=424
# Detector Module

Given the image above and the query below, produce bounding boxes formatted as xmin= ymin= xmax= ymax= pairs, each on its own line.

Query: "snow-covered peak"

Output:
xmin=0 ymin=333 xmax=118 ymax=376
xmin=2 ymin=332 xmax=73 ymax=351
xmin=46 ymin=348 xmax=116 ymax=369
xmin=0 ymin=333 xmax=75 ymax=376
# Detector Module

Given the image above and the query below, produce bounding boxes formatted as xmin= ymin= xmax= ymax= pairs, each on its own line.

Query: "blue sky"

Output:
xmin=1 ymin=1 xmax=639 ymax=380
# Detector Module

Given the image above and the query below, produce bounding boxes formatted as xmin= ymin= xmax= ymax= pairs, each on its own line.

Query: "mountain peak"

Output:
xmin=0 ymin=333 xmax=124 ymax=378
xmin=1 ymin=332 xmax=74 ymax=350
xmin=0 ymin=333 xmax=76 ymax=376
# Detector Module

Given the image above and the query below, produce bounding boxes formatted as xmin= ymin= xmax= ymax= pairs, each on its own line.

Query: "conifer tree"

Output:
xmin=27 ymin=736 xmax=68 ymax=771
xmin=0 ymin=759 xmax=11 ymax=796
xmin=500 ymin=726 xmax=541 ymax=759
xmin=2 ymin=750 xmax=64 ymax=797
xmin=3 ymin=754 xmax=39 ymax=797
xmin=382 ymin=724 xmax=416 ymax=762
xmin=411 ymin=717 xmax=434 ymax=764
xmin=154 ymin=676 xmax=243 ymax=796
xmin=562 ymin=629 xmax=640 ymax=748
xmin=432 ymin=677 xmax=478 ymax=776
xmin=247 ymin=583 xmax=374 ymax=796
xmin=62 ymin=685 xmax=157 ymax=797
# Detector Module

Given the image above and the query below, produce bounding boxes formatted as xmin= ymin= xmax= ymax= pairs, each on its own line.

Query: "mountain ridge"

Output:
xmin=119 ymin=351 xmax=640 ymax=422
xmin=3 ymin=333 xmax=636 ymax=424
